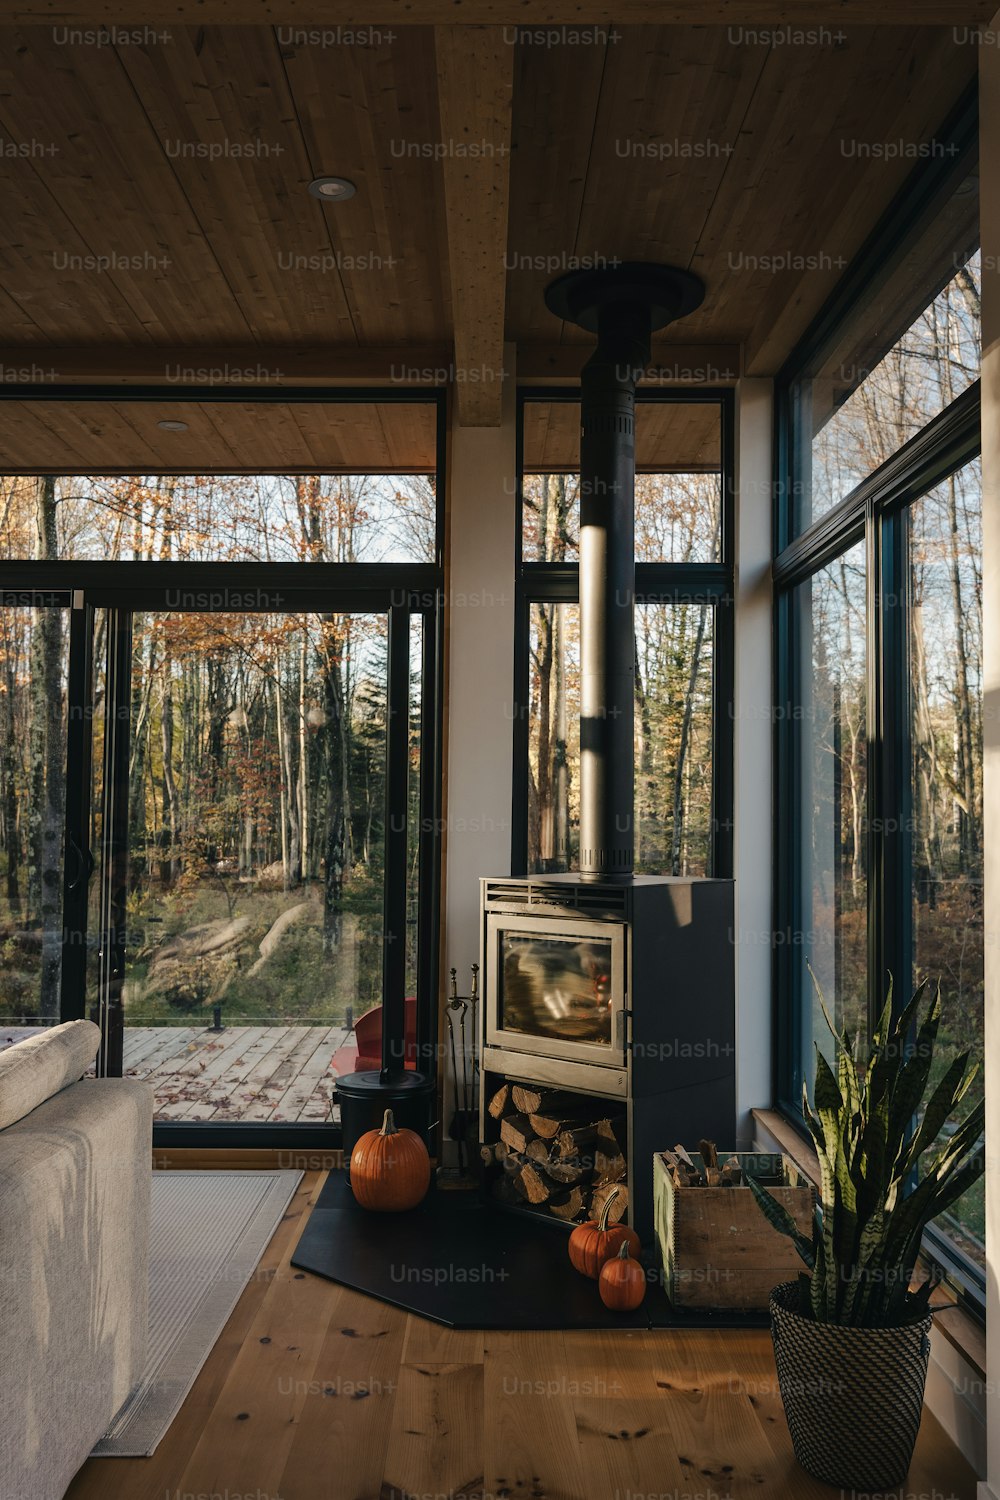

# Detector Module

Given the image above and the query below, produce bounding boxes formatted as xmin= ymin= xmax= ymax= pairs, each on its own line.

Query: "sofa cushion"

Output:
xmin=0 ymin=1019 xmax=102 ymax=1129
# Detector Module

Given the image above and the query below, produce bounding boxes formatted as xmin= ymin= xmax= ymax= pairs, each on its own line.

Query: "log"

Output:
xmin=509 ymin=1157 xmax=554 ymax=1205
xmin=511 ymin=1084 xmax=584 ymax=1115
xmin=487 ymin=1083 xmax=510 ymax=1120
xmin=492 ymin=1174 xmax=522 ymax=1207
xmin=594 ymin=1146 xmax=627 ymax=1184
xmin=698 ymin=1138 xmax=719 ymax=1170
xmin=524 ymin=1138 xmax=592 ymax=1185
xmin=555 ymin=1124 xmax=597 ymax=1159
xmin=544 ymin=1156 xmax=592 ymax=1186
xmin=596 ymin=1116 xmax=627 ymax=1153
xmin=591 ymin=1180 xmax=629 ymax=1224
xmin=530 ymin=1110 xmax=597 ymax=1141
xmin=494 ymin=1140 xmax=509 ymax=1163
xmin=548 ymin=1185 xmax=587 ymax=1221
xmin=499 ymin=1113 xmax=535 ymax=1155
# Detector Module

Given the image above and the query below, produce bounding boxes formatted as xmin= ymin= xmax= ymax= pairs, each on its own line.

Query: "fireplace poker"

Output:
xmin=446 ymin=970 xmax=466 ymax=1171
xmin=469 ymin=963 xmax=480 ymax=1083
xmin=458 ymin=997 xmax=470 ymax=1117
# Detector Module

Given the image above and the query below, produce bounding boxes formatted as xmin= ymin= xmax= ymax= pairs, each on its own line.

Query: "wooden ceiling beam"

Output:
xmin=0 ymin=346 xmax=454 ymax=387
xmin=0 ymin=2 xmax=987 ymax=20
xmin=434 ymin=26 xmax=513 ymax=426
xmin=517 ymin=343 xmax=741 ymax=384
xmin=0 ymin=341 xmax=740 ymax=388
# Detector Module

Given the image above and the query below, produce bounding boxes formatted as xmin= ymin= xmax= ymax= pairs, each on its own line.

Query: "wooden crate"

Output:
xmin=653 ymin=1150 xmax=814 ymax=1311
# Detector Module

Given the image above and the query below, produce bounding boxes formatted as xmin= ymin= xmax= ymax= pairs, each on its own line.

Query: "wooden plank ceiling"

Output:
xmin=0 ymin=401 xmax=438 ymax=472
xmin=0 ymin=21 xmax=979 ymax=459
xmin=523 ymin=401 xmax=721 ymax=473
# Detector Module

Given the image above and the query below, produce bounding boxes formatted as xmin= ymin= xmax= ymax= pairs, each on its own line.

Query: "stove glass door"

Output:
xmin=486 ymin=915 xmax=626 ymax=1067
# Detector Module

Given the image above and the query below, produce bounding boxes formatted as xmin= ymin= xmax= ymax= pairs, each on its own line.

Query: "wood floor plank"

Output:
xmin=382 ymin=1362 xmax=484 ymax=1500
xmin=164 ymin=1244 xmax=344 ymax=1497
xmin=560 ymin=1326 xmax=663 ymax=1400
xmin=277 ymin=1280 xmax=406 ymax=1500
xmin=483 ymin=1330 xmax=589 ymax=1500
xmin=401 ymin=1315 xmax=485 ymax=1366
xmin=571 ymin=1395 xmax=703 ymax=1498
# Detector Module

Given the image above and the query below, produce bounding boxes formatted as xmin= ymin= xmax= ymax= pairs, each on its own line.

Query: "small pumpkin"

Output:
xmin=567 ymin=1186 xmax=641 ymax=1278
xmin=350 ymin=1107 xmax=430 ymax=1212
xmin=599 ymin=1241 xmax=646 ymax=1311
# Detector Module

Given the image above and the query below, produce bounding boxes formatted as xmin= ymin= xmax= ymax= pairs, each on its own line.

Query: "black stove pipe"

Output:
xmin=544 ymin=263 xmax=705 ymax=883
xmin=577 ymin=302 xmax=650 ymax=880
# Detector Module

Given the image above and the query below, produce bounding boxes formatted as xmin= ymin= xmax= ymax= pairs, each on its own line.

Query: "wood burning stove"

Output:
xmin=480 ymin=874 xmax=735 ymax=1242
xmin=479 ymin=264 xmax=735 ymax=1244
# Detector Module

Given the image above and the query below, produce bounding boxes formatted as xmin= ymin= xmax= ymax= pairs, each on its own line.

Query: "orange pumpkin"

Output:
xmin=350 ymin=1107 xmax=430 ymax=1212
xmin=599 ymin=1241 xmax=646 ymax=1311
xmin=567 ymin=1186 xmax=641 ymax=1278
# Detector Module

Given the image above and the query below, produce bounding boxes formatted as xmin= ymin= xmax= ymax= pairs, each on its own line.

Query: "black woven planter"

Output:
xmin=769 ymin=1280 xmax=933 ymax=1490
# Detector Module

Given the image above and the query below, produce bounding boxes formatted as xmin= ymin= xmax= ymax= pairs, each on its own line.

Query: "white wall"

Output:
xmin=733 ymin=378 xmax=775 ymax=1142
xmin=979 ymin=18 xmax=1000 ymax=1499
xmin=441 ymin=349 xmax=517 ymax=1099
xmin=440 ymin=370 xmax=774 ymax=1149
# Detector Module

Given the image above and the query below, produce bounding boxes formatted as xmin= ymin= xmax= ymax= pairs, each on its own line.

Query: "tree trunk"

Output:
xmin=298 ymin=624 xmax=310 ymax=882
xmin=2 ymin=618 xmax=21 ymax=914
xmin=945 ymin=471 xmax=978 ymax=869
xmin=318 ymin=617 xmax=349 ymax=955
xmin=29 ymin=477 xmax=63 ymax=1019
xmin=670 ymin=604 xmax=707 ymax=876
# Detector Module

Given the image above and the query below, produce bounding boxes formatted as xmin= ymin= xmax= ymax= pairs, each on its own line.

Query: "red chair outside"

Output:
xmin=330 ymin=997 xmax=418 ymax=1075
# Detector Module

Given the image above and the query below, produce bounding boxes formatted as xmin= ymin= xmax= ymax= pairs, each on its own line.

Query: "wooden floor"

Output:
xmin=0 ymin=1024 xmax=352 ymax=1123
xmin=67 ymin=1168 xmax=980 ymax=1500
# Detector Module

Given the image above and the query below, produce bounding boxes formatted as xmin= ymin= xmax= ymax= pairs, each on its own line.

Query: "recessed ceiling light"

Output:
xmin=157 ymin=419 xmax=188 ymax=432
xmin=308 ymin=176 xmax=356 ymax=202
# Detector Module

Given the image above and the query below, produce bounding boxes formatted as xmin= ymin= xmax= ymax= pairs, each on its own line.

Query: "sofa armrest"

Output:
xmin=0 ymin=1078 xmax=153 ymax=1500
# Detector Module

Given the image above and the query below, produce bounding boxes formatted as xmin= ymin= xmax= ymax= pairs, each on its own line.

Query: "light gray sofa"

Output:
xmin=0 ymin=1021 xmax=152 ymax=1500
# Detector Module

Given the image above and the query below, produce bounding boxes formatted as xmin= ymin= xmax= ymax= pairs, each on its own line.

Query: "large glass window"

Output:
xmin=516 ymin=392 xmax=732 ymax=878
xmin=522 ymin=400 xmax=723 ymax=563
xmin=0 ymin=469 xmax=437 ymax=564
xmin=789 ymin=543 xmax=868 ymax=1097
xmin=0 ymin=598 xmax=68 ymax=1028
xmin=791 ymin=254 xmax=981 ymax=530
xmin=910 ymin=460 xmax=984 ymax=1269
xmin=781 ymin=134 xmax=979 ymax=539
xmin=0 ymin=393 xmax=444 ymax=1139
xmin=775 ymin=108 xmax=983 ymax=1297
xmin=526 ymin=600 xmax=715 ymax=876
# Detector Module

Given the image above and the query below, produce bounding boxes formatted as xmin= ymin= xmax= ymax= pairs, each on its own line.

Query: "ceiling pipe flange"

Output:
xmin=543 ymin=261 xmax=705 ymax=337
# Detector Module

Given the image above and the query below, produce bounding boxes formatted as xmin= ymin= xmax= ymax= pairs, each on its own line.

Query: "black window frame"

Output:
xmin=512 ymin=384 xmax=736 ymax=879
xmin=772 ymin=88 xmax=985 ymax=1313
xmin=0 ymin=383 xmax=448 ymax=1150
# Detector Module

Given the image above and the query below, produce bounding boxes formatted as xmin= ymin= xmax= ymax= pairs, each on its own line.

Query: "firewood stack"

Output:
xmin=480 ymin=1082 xmax=628 ymax=1224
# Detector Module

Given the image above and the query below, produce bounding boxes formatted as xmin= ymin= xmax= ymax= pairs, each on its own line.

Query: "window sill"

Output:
xmin=751 ymin=1107 xmax=985 ymax=1380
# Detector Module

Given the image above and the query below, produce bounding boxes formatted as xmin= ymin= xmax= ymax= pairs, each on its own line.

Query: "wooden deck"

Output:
xmin=0 ymin=1024 xmax=354 ymax=1124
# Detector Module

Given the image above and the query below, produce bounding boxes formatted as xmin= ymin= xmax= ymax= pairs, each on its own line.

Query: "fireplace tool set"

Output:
xmin=440 ymin=963 xmax=479 ymax=1184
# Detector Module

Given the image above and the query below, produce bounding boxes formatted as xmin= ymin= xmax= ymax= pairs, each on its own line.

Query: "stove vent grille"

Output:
xmin=483 ymin=879 xmax=629 ymax=919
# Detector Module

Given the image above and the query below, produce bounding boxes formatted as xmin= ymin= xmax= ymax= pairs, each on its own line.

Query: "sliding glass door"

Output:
xmin=0 ymin=577 xmax=440 ymax=1142
xmin=114 ymin=606 xmax=393 ymax=1125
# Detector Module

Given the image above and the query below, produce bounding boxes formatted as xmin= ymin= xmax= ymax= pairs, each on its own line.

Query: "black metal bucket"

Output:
xmin=336 ymin=1069 xmax=437 ymax=1179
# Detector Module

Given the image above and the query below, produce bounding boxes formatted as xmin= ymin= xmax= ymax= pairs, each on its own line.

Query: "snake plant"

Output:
xmin=748 ymin=975 xmax=984 ymax=1327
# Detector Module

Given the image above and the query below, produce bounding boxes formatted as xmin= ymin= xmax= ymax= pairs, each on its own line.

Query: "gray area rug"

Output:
xmin=93 ymin=1169 xmax=303 ymax=1457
